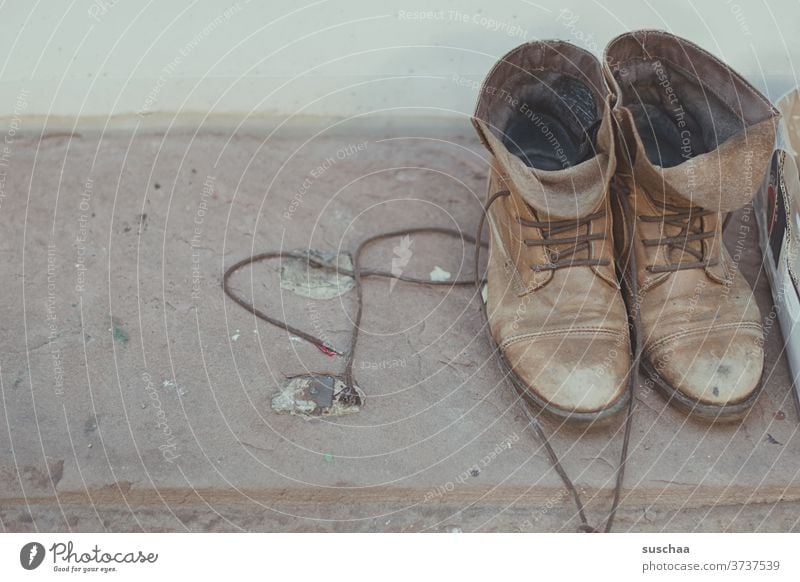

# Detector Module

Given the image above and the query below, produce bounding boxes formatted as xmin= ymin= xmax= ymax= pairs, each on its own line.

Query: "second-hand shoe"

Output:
xmin=604 ymin=30 xmax=779 ymax=420
xmin=472 ymin=41 xmax=631 ymax=423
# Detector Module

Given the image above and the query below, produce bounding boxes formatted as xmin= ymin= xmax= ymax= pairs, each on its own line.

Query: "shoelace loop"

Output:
xmin=516 ymin=208 xmax=610 ymax=272
xmin=639 ymin=207 xmax=718 ymax=273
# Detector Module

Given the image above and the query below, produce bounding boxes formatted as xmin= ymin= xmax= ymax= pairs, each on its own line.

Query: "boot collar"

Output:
xmin=603 ymin=29 xmax=780 ymax=212
xmin=472 ymin=41 xmax=616 ymax=220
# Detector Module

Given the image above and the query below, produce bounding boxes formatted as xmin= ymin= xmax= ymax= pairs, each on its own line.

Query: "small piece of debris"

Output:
xmin=775 ymin=410 xmax=786 ymax=421
xmin=317 ymin=344 xmax=339 ymax=357
xmin=160 ymin=379 xmax=186 ymax=396
xmin=231 ymin=330 xmax=240 ymax=341
xmin=272 ymin=375 xmax=365 ymax=419
xmin=87 ymin=443 xmax=92 ymax=449
xmin=112 ymin=324 xmax=128 ymax=344
xmin=470 ymin=468 xmax=480 ymax=477
xmin=429 ymin=265 xmax=452 ymax=282
xmin=323 ymin=453 xmax=334 ymax=463
xmin=84 ymin=415 xmax=98 ymax=434
xmin=766 ymin=433 xmax=783 ymax=445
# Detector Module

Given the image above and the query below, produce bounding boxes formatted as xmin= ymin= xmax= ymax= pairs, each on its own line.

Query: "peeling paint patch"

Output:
xmin=280 ymin=250 xmax=354 ymax=300
xmin=161 ymin=379 xmax=187 ymax=396
xmin=272 ymin=375 xmax=364 ymax=418
xmin=430 ymin=265 xmax=452 ymax=281
xmin=429 ymin=265 xmax=451 ymax=282
xmin=112 ymin=323 xmax=128 ymax=344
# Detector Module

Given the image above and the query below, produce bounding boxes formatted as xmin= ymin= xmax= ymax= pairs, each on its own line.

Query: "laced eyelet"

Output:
xmin=516 ymin=209 xmax=609 ymax=272
xmin=639 ymin=207 xmax=716 ymax=273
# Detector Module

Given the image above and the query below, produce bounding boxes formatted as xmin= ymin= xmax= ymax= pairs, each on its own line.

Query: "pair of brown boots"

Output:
xmin=473 ymin=30 xmax=778 ymax=423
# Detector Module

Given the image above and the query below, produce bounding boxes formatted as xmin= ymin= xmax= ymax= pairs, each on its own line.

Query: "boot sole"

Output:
xmin=641 ymin=357 xmax=761 ymax=422
xmin=494 ymin=345 xmax=631 ymax=427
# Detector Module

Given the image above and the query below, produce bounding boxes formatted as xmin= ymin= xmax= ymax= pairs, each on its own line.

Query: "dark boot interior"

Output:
xmin=499 ymin=73 xmax=601 ymax=171
xmin=611 ymin=59 xmax=745 ymax=168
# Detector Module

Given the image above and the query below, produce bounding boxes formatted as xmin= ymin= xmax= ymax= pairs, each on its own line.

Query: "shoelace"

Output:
xmin=222 ymin=227 xmax=485 ymax=406
xmin=476 ymin=183 xmax=640 ymax=532
xmin=223 ymin=182 xmax=641 ymax=533
xmin=639 ymin=206 xmax=718 ymax=273
xmin=518 ymin=210 xmax=611 ymax=272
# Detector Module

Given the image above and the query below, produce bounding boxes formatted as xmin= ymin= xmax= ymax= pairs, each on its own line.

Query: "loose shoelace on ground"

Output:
xmin=223 ymin=227 xmax=486 ymax=405
xmin=222 ymin=179 xmax=642 ymax=532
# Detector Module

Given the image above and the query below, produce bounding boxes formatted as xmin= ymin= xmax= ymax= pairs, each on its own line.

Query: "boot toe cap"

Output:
xmin=504 ymin=335 xmax=630 ymax=416
xmin=649 ymin=332 xmax=763 ymax=408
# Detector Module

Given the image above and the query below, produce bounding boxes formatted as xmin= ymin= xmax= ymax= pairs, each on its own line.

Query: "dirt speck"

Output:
xmin=766 ymin=433 xmax=783 ymax=446
xmin=84 ymin=414 xmax=99 ymax=436
xmin=113 ymin=325 xmax=128 ymax=344
xmin=22 ymin=459 xmax=64 ymax=489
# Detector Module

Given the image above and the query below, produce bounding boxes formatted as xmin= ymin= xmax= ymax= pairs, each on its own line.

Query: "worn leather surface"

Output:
xmin=483 ymin=174 xmax=631 ymax=413
xmin=473 ymin=42 xmax=631 ymax=415
xmin=605 ymin=30 xmax=776 ymax=407
xmin=616 ymin=176 xmax=764 ymax=405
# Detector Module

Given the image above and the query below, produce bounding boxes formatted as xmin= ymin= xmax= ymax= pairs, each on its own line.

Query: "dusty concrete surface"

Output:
xmin=0 ymin=117 xmax=799 ymax=532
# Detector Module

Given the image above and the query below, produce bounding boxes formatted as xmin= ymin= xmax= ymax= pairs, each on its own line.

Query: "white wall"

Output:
xmin=0 ymin=0 xmax=798 ymax=120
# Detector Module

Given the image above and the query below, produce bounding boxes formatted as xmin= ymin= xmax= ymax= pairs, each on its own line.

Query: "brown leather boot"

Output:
xmin=472 ymin=41 xmax=631 ymax=423
xmin=603 ymin=30 xmax=780 ymax=420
